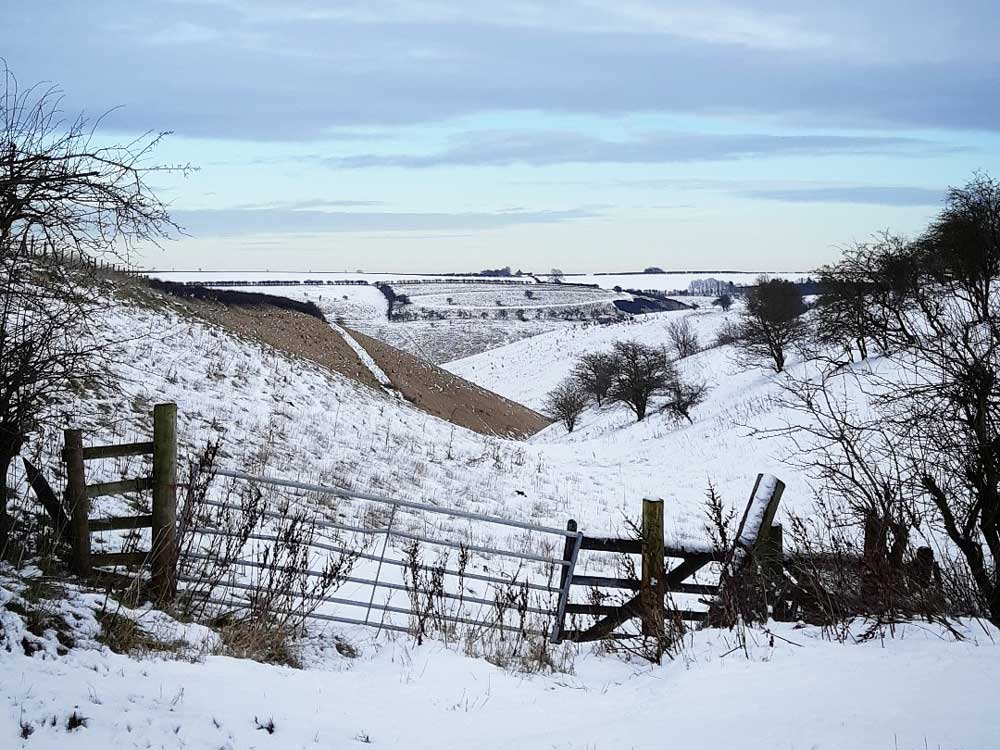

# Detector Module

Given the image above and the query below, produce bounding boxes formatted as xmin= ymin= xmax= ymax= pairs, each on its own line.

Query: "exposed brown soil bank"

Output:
xmin=342 ymin=326 xmax=551 ymax=439
xmin=167 ymin=292 xmax=550 ymax=439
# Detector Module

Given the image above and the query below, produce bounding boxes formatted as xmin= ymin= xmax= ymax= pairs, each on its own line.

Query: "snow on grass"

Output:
xmin=3 ymin=573 xmax=997 ymax=750
xmin=234 ymin=283 xmax=583 ymax=362
xmin=444 ymin=307 xmax=731 ymax=410
xmin=6 ymin=286 xmax=998 ymax=750
xmin=34 ymin=293 xmax=815 ymax=553
xmin=400 ymin=282 xmax=622 ymax=311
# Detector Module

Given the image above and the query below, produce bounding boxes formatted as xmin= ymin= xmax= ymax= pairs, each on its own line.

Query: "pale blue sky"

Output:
xmin=7 ymin=1 xmax=999 ymax=272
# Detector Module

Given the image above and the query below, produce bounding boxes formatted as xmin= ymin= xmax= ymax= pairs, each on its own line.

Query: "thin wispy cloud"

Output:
xmin=328 ymin=130 xmax=960 ymax=169
xmin=173 ymin=205 xmax=605 ymax=236
xmin=743 ymin=186 xmax=945 ymax=207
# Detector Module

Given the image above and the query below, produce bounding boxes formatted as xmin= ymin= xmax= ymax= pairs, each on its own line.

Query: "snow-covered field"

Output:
xmin=5 ymin=279 xmax=997 ymax=749
xmin=4 ymin=570 xmax=997 ymax=750
xmin=206 ymin=280 xmax=628 ymax=363
xmin=148 ymin=271 xmax=474 ymax=284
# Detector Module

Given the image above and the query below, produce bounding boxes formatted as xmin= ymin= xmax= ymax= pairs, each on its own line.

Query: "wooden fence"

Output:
xmin=21 ymin=404 xmax=803 ymax=642
xmin=60 ymin=403 xmax=178 ymax=601
xmin=552 ymin=474 xmax=785 ymax=642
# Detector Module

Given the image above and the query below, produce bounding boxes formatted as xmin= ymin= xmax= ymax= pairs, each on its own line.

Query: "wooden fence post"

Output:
xmin=640 ymin=497 xmax=665 ymax=637
xmin=150 ymin=403 xmax=178 ymax=603
xmin=761 ymin=522 xmax=783 ymax=581
xmin=63 ymin=429 xmax=90 ymax=575
xmin=761 ymin=522 xmax=786 ymax=619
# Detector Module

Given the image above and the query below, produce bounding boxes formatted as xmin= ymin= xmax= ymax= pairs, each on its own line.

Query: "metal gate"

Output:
xmin=178 ymin=469 xmax=584 ymax=643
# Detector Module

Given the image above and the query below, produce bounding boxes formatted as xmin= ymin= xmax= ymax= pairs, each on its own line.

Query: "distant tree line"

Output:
xmin=149 ymin=279 xmax=327 ymax=321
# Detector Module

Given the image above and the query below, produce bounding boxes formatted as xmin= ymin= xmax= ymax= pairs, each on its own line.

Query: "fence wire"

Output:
xmin=179 ymin=469 xmax=583 ymax=642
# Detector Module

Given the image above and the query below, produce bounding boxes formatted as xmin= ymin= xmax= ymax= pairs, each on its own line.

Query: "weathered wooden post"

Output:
xmin=640 ymin=497 xmax=665 ymax=638
xmin=150 ymin=403 xmax=178 ymax=603
xmin=557 ymin=519 xmax=578 ymax=594
xmin=761 ymin=522 xmax=786 ymax=619
xmin=63 ymin=429 xmax=91 ymax=575
xmin=760 ymin=523 xmax=783 ymax=580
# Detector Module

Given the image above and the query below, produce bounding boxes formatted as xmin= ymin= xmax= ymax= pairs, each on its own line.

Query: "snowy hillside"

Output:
xmin=44 ymin=293 xmax=797 ymax=548
xmin=4 ymin=285 xmax=999 ymax=749
xmin=444 ymin=308 xmax=729 ymax=410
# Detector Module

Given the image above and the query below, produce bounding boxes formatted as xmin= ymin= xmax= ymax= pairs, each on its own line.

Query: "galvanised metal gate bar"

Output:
xmin=180 ymin=468 xmax=585 ymax=642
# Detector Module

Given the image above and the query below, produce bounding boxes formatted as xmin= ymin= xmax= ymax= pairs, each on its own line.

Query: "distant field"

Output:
xmin=149 ymin=273 xmax=635 ymax=362
xmin=395 ymin=282 xmax=621 ymax=311
xmin=570 ymin=271 xmax=808 ymax=292
xmin=145 ymin=270 xmax=796 ymax=362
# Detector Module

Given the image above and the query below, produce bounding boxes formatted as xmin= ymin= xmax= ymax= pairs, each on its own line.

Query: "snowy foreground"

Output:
xmin=3 ymin=576 xmax=997 ymax=750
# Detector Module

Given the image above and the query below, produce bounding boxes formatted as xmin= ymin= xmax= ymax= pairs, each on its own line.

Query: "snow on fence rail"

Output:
xmin=556 ymin=475 xmax=785 ymax=642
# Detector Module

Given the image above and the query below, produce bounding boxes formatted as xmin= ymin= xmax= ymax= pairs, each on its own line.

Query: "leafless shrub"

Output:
xmin=402 ymin=541 xmax=449 ymax=645
xmin=781 ymin=499 xmax=961 ymax=642
xmin=607 ymin=340 xmax=675 ymax=422
xmin=571 ymin=352 xmax=617 ymax=406
xmin=401 ymin=541 xmax=572 ymax=673
xmin=732 ymin=277 xmax=807 ymax=372
xmin=714 ymin=321 xmax=741 ymax=347
xmin=0 ymin=65 xmax=182 ymax=552
xmin=174 ymin=450 xmax=362 ymax=665
xmin=703 ymin=482 xmax=771 ymax=644
xmin=659 ymin=379 xmax=709 ymax=424
xmin=544 ymin=379 xmax=588 ymax=432
xmin=667 ymin=318 xmax=700 ymax=358
xmin=712 ymin=294 xmax=733 ymax=312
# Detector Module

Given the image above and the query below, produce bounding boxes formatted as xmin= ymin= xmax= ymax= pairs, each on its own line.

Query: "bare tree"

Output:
xmin=734 ymin=277 xmax=807 ymax=372
xmin=712 ymin=294 xmax=733 ymax=312
xmin=0 ymin=67 xmax=180 ymax=550
xmin=666 ymin=317 xmax=699 ymax=359
xmin=772 ymin=174 xmax=1000 ymax=626
xmin=607 ymin=340 xmax=675 ymax=422
xmin=544 ymin=379 xmax=588 ymax=432
xmin=812 ymin=236 xmax=917 ymax=363
xmin=660 ymin=379 xmax=709 ymax=424
xmin=571 ymin=352 xmax=617 ymax=406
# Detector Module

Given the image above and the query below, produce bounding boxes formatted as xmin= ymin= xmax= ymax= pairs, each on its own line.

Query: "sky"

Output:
xmin=5 ymin=0 xmax=1000 ymax=273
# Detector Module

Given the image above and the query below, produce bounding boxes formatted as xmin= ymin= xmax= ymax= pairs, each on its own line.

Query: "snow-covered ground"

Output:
xmin=32 ymin=293 xmax=795 ymax=561
xmin=222 ymin=282 xmax=627 ymax=363
xmin=3 ymin=569 xmax=998 ymax=750
xmin=5 ymin=282 xmax=997 ymax=749
xmin=444 ymin=308 xmax=729 ymax=410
